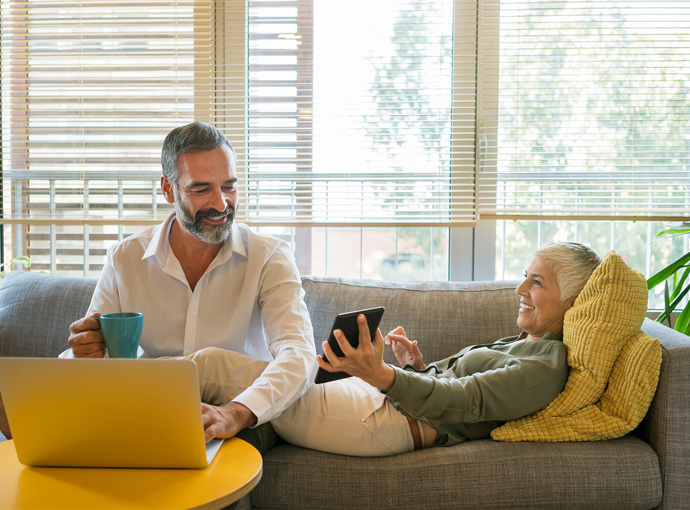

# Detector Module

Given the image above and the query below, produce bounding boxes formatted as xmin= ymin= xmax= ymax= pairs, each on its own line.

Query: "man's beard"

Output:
xmin=174 ymin=199 xmax=235 ymax=244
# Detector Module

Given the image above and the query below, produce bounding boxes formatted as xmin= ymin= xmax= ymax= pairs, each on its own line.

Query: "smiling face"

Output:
xmin=515 ymin=256 xmax=576 ymax=340
xmin=161 ymin=144 xmax=238 ymax=245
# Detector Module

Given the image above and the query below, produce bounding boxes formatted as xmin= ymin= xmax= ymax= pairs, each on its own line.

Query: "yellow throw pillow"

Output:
xmin=491 ymin=251 xmax=662 ymax=442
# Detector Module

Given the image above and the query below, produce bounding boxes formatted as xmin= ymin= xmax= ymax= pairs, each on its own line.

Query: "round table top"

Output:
xmin=0 ymin=437 xmax=262 ymax=510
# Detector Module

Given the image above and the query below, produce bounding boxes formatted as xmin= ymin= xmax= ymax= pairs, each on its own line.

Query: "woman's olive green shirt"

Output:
xmin=384 ymin=332 xmax=568 ymax=446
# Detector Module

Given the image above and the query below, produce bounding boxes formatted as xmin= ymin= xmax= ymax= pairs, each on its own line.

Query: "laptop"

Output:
xmin=0 ymin=357 xmax=224 ymax=468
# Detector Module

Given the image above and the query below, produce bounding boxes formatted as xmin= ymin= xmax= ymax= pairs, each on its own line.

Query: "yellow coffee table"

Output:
xmin=0 ymin=437 xmax=262 ymax=510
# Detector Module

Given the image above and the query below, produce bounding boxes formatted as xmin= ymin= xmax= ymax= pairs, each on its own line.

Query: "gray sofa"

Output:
xmin=0 ymin=270 xmax=688 ymax=509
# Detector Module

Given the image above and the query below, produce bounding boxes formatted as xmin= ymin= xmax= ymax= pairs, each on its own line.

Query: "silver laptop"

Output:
xmin=0 ymin=357 xmax=223 ymax=468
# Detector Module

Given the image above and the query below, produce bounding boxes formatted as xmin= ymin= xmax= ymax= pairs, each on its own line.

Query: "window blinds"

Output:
xmin=1 ymin=0 xmax=214 ymax=227
xmin=2 ymin=0 xmax=687 ymax=246
xmin=477 ymin=0 xmax=690 ymax=221
xmin=1 ymin=0 xmax=479 ymax=231
xmin=229 ymin=0 xmax=478 ymax=226
xmin=0 ymin=1 xmax=219 ymax=270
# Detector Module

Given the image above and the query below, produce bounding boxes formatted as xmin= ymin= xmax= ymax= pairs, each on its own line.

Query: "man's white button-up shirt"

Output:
xmin=61 ymin=212 xmax=317 ymax=425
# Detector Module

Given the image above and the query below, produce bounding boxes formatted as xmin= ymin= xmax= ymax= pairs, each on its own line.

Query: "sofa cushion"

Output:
xmin=255 ymin=436 xmax=662 ymax=509
xmin=0 ymin=271 xmax=97 ymax=358
xmin=492 ymin=251 xmax=662 ymax=441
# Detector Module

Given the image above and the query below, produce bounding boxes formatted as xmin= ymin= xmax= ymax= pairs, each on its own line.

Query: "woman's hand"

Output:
xmin=385 ymin=326 xmax=426 ymax=370
xmin=316 ymin=314 xmax=396 ymax=392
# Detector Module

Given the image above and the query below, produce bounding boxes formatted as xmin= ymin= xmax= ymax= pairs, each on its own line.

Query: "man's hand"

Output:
xmin=316 ymin=314 xmax=396 ymax=392
xmin=385 ymin=326 xmax=426 ymax=370
xmin=68 ymin=312 xmax=106 ymax=358
xmin=201 ymin=401 xmax=257 ymax=444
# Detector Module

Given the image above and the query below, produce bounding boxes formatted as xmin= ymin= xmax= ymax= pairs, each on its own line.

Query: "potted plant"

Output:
xmin=0 ymin=256 xmax=32 ymax=279
xmin=647 ymin=225 xmax=690 ymax=335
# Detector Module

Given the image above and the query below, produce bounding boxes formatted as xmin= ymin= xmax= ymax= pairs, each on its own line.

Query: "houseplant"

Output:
xmin=0 ymin=256 xmax=31 ymax=279
xmin=647 ymin=225 xmax=690 ymax=335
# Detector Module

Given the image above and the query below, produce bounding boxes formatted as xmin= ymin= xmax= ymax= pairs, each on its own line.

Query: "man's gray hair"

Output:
xmin=161 ymin=122 xmax=235 ymax=187
xmin=534 ymin=241 xmax=603 ymax=305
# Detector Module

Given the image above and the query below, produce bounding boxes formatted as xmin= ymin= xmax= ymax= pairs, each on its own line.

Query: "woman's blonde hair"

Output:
xmin=534 ymin=242 xmax=603 ymax=305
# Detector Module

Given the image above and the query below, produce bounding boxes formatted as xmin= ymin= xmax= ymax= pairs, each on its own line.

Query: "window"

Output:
xmin=0 ymin=1 xmax=212 ymax=274
xmin=241 ymin=0 xmax=475 ymax=226
xmin=1 ymin=0 xmax=689 ymax=305
xmin=239 ymin=0 xmax=468 ymax=279
xmin=481 ymin=1 xmax=690 ymax=222
xmin=483 ymin=0 xmax=690 ymax=308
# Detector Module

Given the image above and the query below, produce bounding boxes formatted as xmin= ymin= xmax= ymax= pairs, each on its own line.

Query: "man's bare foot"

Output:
xmin=0 ymin=391 xmax=11 ymax=439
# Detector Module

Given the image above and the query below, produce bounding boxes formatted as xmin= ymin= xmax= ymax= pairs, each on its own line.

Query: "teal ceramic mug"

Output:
xmin=96 ymin=312 xmax=144 ymax=358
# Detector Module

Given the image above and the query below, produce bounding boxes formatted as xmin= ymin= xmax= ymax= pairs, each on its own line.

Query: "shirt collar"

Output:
xmin=541 ymin=331 xmax=564 ymax=342
xmin=518 ymin=330 xmax=563 ymax=342
xmin=142 ymin=211 xmax=247 ymax=266
xmin=142 ymin=211 xmax=176 ymax=262
xmin=214 ymin=220 xmax=247 ymax=266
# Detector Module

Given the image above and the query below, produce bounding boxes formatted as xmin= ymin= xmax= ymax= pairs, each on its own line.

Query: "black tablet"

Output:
xmin=314 ymin=306 xmax=385 ymax=384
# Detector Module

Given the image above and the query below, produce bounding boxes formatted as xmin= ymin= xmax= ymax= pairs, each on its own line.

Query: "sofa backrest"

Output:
xmin=0 ymin=271 xmax=97 ymax=358
xmin=0 ymin=270 xmax=523 ymax=364
xmin=301 ymin=276 xmax=522 ymax=365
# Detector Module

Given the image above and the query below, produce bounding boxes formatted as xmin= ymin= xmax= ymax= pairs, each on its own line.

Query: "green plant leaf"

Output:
xmin=656 ymin=227 xmax=690 ymax=237
xmin=669 ymin=267 xmax=690 ymax=302
xmin=654 ymin=280 xmax=690 ymax=327
xmin=663 ymin=281 xmax=673 ymax=328
xmin=655 ymin=282 xmax=690 ymax=325
xmin=670 ymin=267 xmax=690 ymax=307
xmin=667 ymin=283 xmax=690 ymax=314
xmin=14 ymin=256 xmax=31 ymax=269
xmin=654 ymin=308 xmax=668 ymax=324
xmin=647 ymin=251 xmax=690 ymax=289
xmin=675 ymin=301 xmax=690 ymax=335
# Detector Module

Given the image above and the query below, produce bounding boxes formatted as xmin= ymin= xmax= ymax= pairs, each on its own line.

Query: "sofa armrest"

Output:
xmin=0 ymin=271 xmax=97 ymax=358
xmin=639 ymin=318 xmax=690 ymax=510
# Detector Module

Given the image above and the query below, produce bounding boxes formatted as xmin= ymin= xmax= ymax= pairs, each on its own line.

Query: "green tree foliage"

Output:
xmin=364 ymin=0 xmax=451 ymax=155
xmin=497 ymin=4 xmax=689 ymax=279
xmin=365 ymin=1 xmax=689 ymax=287
xmin=364 ymin=0 xmax=452 ymax=279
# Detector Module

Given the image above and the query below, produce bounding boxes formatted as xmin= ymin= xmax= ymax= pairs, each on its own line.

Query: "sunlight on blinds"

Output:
xmin=477 ymin=0 xmax=690 ymax=221
xmin=0 ymin=0 xmax=214 ymax=225
xmin=224 ymin=0 xmax=478 ymax=226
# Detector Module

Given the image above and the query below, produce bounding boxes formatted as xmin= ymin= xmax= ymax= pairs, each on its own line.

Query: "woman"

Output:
xmin=198 ymin=241 xmax=602 ymax=456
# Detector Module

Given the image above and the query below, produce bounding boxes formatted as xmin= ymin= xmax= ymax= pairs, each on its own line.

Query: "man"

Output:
xmin=63 ymin=122 xmax=317 ymax=448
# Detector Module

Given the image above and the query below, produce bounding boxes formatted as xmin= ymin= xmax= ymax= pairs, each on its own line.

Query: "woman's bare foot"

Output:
xmin=0 ymin=392 xmax=11 ymax=439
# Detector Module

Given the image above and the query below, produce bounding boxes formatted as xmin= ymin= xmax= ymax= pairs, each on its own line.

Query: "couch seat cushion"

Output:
xmin=253 ymin=436 xmax=661 ymax=509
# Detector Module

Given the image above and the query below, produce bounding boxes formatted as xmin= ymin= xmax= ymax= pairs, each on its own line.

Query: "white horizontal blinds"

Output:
xmin=1 ymin=1 xmax=214 ymax=271
xmin=478 ymin=0 xmax=690 ymax=221
xmin=1 ymin=0 xmax=215 ymax=223
xmin=240 ymin=0 xmax=314 ymax=225
xmin=213 ymin=1 xmax=248 ymax=194
xmin=238 ymin=0 xmax=477 ymax=226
